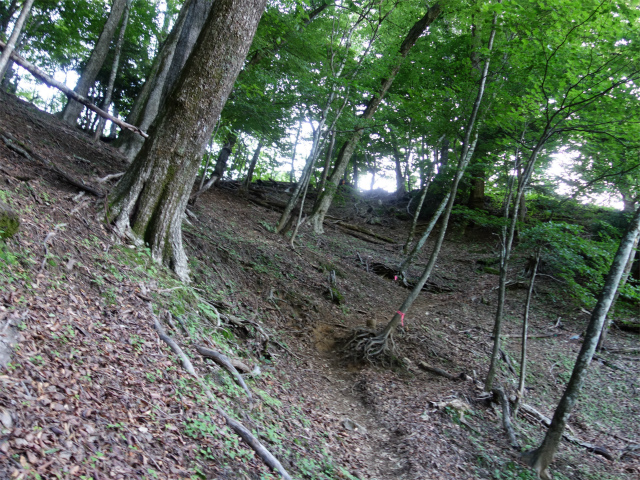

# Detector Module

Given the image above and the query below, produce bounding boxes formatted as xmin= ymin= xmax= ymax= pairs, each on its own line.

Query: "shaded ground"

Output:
xmin=0 ymin=90 xmax=639 ymax=480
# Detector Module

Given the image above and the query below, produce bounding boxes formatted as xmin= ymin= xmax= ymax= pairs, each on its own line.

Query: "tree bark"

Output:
xmin=93 ymin=0 xmax=131 ymax=142
xmin=597 ymin=233 xmax=639 ymax=350
xmin=403 ymin=164 xmax=433 ymax=255
xmin=118 ymin=0 xmax=215 ymax=160
xmin=0 ymin=0 xmax=33 ymax=80
xmin=307 ymin=3 xmax=443 ymax=233
xmin=61 ymin=0 xmax=128 ymax=125
xmin=514 ymin=248 xmax=540 ymax=417
xmin=107 ymin=0 xmax=267 ymax=282
xmin=523 ymin=205 xmax=640 ymax=480
xmin=290 ymin=119 xmax=302 ymax=183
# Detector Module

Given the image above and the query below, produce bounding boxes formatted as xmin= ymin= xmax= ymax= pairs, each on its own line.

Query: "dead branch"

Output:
xmin=493 ymin=387 xmax=520 ymax=449
xmin=96 ymin=172 xmax=125 ymax=183
xmin=519 ymin=403 xmax=614 ymax=460
xmin=196 ymin=345 xmax=252 ymax=402
xmin=0 ymin=39 xmax=148 ymax=138
xmin=0 ymin=130 xmax=105 ymax=197
xmin=417 ymin=361 xmax=469 ymax=381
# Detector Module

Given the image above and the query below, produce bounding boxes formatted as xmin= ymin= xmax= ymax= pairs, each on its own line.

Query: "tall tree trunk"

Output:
xmin=514 ymin=248 xmax=541 ymax=417
xmin=359 ymin=7 xmax=498 ymax=356
xmin=93 ymin=0 xmax=131 ymax=142
xmin=118 ymin=0 xmax=214 ymax=160
xmin=308 ymin=3 xmax=443 ymax=233
xmin=0 ymin=0 xmax=33 ymax=80
xmin=597 ymin=233 xmax=639 ymax=350
xmin=107 ymin=0 xmax=267 ymax=281
xmin=392 ymin=141 xmax=406 ymax=198
xmin=485 ymin=140 xmax=545 ymax=391
xmin=523 ymin=206 xmax=640 ymax=480
xmin=241 ymin=140 xmax=263 ymax=192
xmin=61 ymin=0 xmax=128 ymax=126
xmin=317 ymin=129 xmax=335 ymax=193
xmin=290 ymin=119 xmax=302 ymax=183
xmin=403 ymin=161 xmax=434 ymax=255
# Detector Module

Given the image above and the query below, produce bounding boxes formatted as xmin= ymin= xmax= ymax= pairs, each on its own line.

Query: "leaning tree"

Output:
xmin=107 ymin=0 xmax=268 ymax=281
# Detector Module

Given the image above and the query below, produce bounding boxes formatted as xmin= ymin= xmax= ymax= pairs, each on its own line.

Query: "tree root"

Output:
xmin=149 ymin=305 xmax=292 ymax=479
xmin=344 ymin=327 xmax=397 ymax=361
xmin=492 ymin=386 xmax=520 ymax=449
xmin=196 ymin=345 xmax=253 ymax=403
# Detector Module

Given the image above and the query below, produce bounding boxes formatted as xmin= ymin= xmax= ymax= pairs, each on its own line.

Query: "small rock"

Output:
xmin=0 ymin=408 xmax=12 ymax=429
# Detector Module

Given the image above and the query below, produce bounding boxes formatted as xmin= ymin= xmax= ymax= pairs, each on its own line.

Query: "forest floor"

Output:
xmin=0 ymin=90 xmax=639 ymax=480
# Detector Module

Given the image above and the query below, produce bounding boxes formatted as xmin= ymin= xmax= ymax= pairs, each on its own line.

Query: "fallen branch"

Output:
xmin=96 ymin=172 xmax=125 ymax=183
xmin=0 ymin=39 xmax=148 ymax=138
xmin=493 ymin=387 xmax=520 ymax=449
xmin=417 ymin=361 xmax=469 ymax=381
xmin=326 ymin=216 xmax=395 ymax=243
xmin=196 ymin=345 xmax=252 ymax=403
xmin=519 ymin=403 xmax=614 ymax=460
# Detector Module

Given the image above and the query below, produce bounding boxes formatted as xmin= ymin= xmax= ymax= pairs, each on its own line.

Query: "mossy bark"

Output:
xmin=108 ymin=0 xmax=267 ymax=281
xmin=0 ymin=201 xmax=19 ymax=239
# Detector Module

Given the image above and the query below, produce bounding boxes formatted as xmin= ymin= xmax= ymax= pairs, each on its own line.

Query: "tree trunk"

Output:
xmin=108 ymin=0 xmax=267 ymax=281
xmin=290 ymin=119 xmax=302 ymax=183
xmin=403 ymin=164 xmax=433 ymax=255
xmin=317 ymin=129 xmax=335 ymax=193
xmin=190 ymin=132 xmax=238 ymax=203
xmin=514 ymin=248 xmax=540 ymax=417
xmin=308 ymin=3 xmax=443 ymax=233
xmin=61 ymin=0 xmax=128 ymax=126
xmin=523 ymin=205 xmax=640 ymax=480
xmin=485 ymin=141 xmax=545 ymax=391
xmin=0 ymin=0 xmax=33 ymax=80
xmin=93 ymin=0 xmax=131 ymax=142
xmin=597 ymin=233 xmax=639 ymax=350
xmin=118 ymin=0 xmax=214 ymax=160
xmin=241 ymin=140 xmax=263 ymax=192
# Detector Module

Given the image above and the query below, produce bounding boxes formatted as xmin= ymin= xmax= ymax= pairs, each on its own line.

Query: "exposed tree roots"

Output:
xmin=344 ymin=327 xmax=397 ymax=362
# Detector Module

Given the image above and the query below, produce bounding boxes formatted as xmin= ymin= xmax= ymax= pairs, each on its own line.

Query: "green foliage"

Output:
xmin=520 ymin=222 xmax=621 ymax=306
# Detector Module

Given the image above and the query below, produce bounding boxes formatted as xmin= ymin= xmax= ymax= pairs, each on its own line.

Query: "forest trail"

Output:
xmin=1 ymin=90 xmax=639 ymax=479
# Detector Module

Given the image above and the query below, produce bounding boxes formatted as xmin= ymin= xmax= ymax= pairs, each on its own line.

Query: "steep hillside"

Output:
xmin=0 ymin=91 xmax=639 ymax=480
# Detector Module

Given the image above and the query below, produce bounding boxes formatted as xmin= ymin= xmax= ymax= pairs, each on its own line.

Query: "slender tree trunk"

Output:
xmin=241 ymin=140 xmax=263 ymax=192
xmin=93 ymin=0 xmax=131 ymax=142
xmin=523 ymin=206 xmax=640 ymax=480
xmin=190 ymin=132 xmax=237 ymax=203
xmin=61 ymin=0 xmax=128 ymax=125
xmin=514 ymin=248 xmax=541 ymax=418
xmin=377 ymin=134 xmax=479 ymax=342
xmin=108 ymin=0 xmax=267 ymax=281
xmin=0 ymin=0 xmax=33 ymax=80
xmin=403 ymin=163 xmax=433 ymax=255
xmin=370 ymin=7 xmax=498 ymax=349
xmin=317 ymin=129 xmax=335 ymax=193
xmin=485 ymin=141 xmax=545 ymax=391
xmin=308 ymin=3 xmax=443 ymax=233
xmin=290 ymin=119 xmax=302 ymax=183
xmin=597 ymin=233 xmax=639 ymax=350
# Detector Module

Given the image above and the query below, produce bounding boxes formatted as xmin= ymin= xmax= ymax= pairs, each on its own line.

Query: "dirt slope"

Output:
xmin=0 ymin=90 xmax=639 ymax=480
